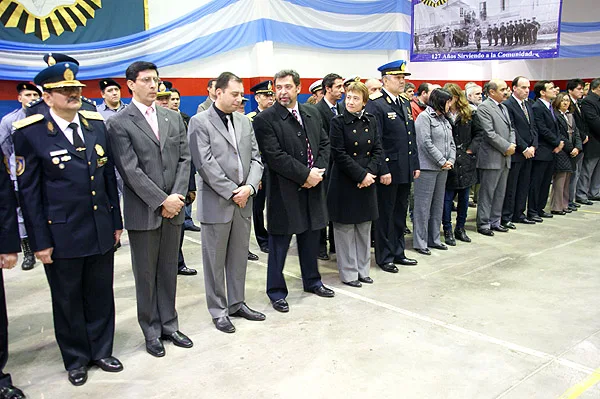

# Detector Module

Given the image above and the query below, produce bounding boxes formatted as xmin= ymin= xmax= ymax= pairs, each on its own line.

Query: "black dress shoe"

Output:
xmin=184 ymin=224 xmax=201 ymax=232
xmin=68 ymin=366 xmax=88 ymax=386
xmin=550 ymin=210 xmax=566 ymax=215
xmin=317 ymin=251 xmax=330 ymax=261
xmin=404 ymin=227 xmax=412 ymax=235
xmin=468 ymin=201 xmax=476 ymax=208
xmin=146 ymin=338 xmax=165 ymax=357
xmin=343 ymin=280 xmax=362 ymax=288
xmin=213 ymin=317 xmax=236 ymax=333
xmin=394 ymin=257 xmax=418 ymax=266
xmin=271 ymin=299 xmax=289 ymax=313
xmin=563 ymin=208 xmax=572 ymax=213
xmin=259 ymin=245 xmax=269 ymax=253
xmin=539 ymin=211 xmax=554 ymax=218
xmin=477 ymin=228 xmax=494 ymax=236
xmin=415 ymin=248 xmax=431 ymax=255
xmin=501 ymin=221 xmax=516 ymax=230
xmin=589 ymin=196 xmax=600 ymax=201
xmin=515 ymin=218 xmax=536 ymax=224
xmin=358 ymin=276 xmax=373 ymax=284
xmin=576 ymin=198 xmax=594 ymax=205
xmin=230 ymin=303 xmax=266 ymax=321
xmin=429 ymin=243 xmax=448 ymax=250
xmin=162 ymin=331 xmax=193 ymax=348
xmin=454 ymin=228 xmax=471 ymax=242
xmin=444 ymin=230 xmax=456 ymax=246
xmin=492 ymin=225 xmax=509 ymax=232
xmin=178 ymin=266 xmax=197 ymax=276
xmin=247 ymin=251 xmax=259 ymax=261
xmin=93 ymin=356 xmax=123 ymax=372
xmin=306 ymin=285 xmax=335 ymax=298
xmin=571 ymin=202 xmax=581 ymax=208
xmin=379 ymin=262 xmax=399 ymax=273
xmin=528 ymin=215 xmax=543 ymax=222
xmin=0 ymin=385 xmax=25 ymax=399
xmin=568 ymin=205 xmax=578 ymax=212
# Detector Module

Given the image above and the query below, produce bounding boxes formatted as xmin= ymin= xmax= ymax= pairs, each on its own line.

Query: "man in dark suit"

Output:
xmin=566 ymin=79 xmax=589 ymax=208
xmin=0 ymin=147 xmax=25 ymax=398
xmin=253 ymin=69 xmax=335 ymax=313
xmin=476 ymin=79 xmax=516 ymax=236
xmin=579 ymin=78 xmax=600 ymax=202
xmin=501 ymin=76 xmax=538 ymax=227
xmin=365 ymin=60 xmax=419 ymax=271
xmin=106 ymin=61 xmax=193 ymax=358
xmin=314 ymin=73 xmax=345 ymax=260
xmin=529 ymin=80 xmax=563 ymax=221
xmin=14 ymin=61 xmax=124 ymax=386
xmin=247 ymin=80 xmax=274 ymax=254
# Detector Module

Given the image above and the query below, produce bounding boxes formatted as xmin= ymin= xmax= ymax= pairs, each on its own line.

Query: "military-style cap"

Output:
xmin=156 ymin=81 xmax=172 ymax=98
xmin=250 ymin=80 xmax=274 ymax=95
xmin=44 ymin=53 xmax=79 ymax=66
xmin=309 ymin=79 xmax=323 ymax=94
xmin=343 ymin=75 xmax=361 ymax=86
xmin=16 ymin=81 xmax=41 ymax=96
xmin=34 ymin=62 xmax=85 ymax=89
xmin=377 ymin=60 xmax=411 ymax=76
xmin=99 ymin=78 xmax=121 ymax=91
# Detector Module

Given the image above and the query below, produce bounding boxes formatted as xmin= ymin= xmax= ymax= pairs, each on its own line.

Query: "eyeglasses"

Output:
xmin=136 ymin=77 xmax=160 ymax=85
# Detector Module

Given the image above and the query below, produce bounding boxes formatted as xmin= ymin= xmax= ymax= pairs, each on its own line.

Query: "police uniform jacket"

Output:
xmin=364 ymin=89 xmax=419 ymax=184
xmin=13 ymin=108 xmax=123 ymax=258
xmin=253 ymin=101 xmax=329 ymax=235
xmin=327 ymin=110 xmax=382 ymax=224
xmin=0 ymin=147 xmax=20 ymax=254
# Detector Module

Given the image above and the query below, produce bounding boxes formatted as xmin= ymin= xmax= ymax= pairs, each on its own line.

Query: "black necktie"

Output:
xmin=69 ymin=122 xmax=85 ymax=150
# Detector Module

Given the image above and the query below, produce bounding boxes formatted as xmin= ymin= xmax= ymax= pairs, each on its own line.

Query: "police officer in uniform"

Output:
xmin=247 ymin=80 xmax=275 ymax=253
xmin=365 ymin=60 xmax=419 ymax=272
xmin=0 ymin=147 xmax=25 ymax=399
xmin=96 ymin=78 xmax=127 ymax=121
xmin=13 ymin=60 xmax=124 ymax=386
xmin=0 ymin=82 xmax=41 ymax=271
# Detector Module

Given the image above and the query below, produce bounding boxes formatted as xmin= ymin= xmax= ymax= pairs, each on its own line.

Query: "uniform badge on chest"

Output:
xmin=387 ymin=112 xmax=397 ymax=120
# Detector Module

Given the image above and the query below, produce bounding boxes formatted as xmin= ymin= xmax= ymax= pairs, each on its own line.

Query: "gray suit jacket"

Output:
xmin=188 ymin=105 xmax=263 ymax=224
xmin=196 ymin=97 xmax=214 ymax=114
xmin=476 ymin=98 xmax=516 ymax=169
xmin=106 ymin=104 xmax=191 ymax=230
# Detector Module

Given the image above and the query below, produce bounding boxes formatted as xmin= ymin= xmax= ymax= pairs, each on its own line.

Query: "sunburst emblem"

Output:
xmin=0 ymin=0 xmax=101 ymax=41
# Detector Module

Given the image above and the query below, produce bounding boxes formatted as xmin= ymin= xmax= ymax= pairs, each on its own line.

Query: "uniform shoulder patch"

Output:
xmin=79 ymin=110 xmax=104 ymax=121
xmin=12 ymin=114 xmax=44 ymax=130
xmin=246 ymin=111 xmax=257 ymax=121
xmin=369 ymin=91 xmax=383 ymax=101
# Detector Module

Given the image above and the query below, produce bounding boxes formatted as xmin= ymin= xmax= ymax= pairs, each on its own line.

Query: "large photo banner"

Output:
xmin=411 ymin=0 xmax=563 ymax=62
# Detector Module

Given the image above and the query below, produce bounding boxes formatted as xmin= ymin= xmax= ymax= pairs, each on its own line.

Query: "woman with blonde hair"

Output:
xmin=441 ymin=83 xmax=482 ymax=245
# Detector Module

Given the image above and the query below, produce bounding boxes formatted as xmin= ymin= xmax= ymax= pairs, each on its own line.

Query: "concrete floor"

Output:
xmin=3 ymin=205 xmax=600 ymax=399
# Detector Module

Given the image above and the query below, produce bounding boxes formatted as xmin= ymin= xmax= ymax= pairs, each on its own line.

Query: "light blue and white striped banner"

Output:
xmin=559 ymin=21 xmax=600 ymax=58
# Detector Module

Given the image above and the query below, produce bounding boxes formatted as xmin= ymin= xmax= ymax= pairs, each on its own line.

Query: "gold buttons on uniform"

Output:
xmin=386 ymin=157 xmax=390 ymax=162
xmin=365 ymin=128 xmax=369 ymax=132
xmin=367 ymin=140 xmax=371 ymax=144
xmin=90 ymin=176 xmax=94 ymax=181
xmin=48 ymin=220 xmax=52 ymax=225
xmin=88 ymin=161 xmax=91 ymax=166
xmin=408 ymin=131 xmax=411 ymax=135
xmin=353 ymin=153 xmax=357 ymax=156
xmin=93 ymin=205 xmax=98 ymax=211
xmin=409 ymin=151 xmax=412 ymax=155
xmin=406 ymin=121 xmax=409 ymax=125
xmin=409 ymin=141 xmax=412 ymax=145
xmin=367 ymin=151 xmax=370 ymax=155
xmin=92 ymin=191 xmax=96 ymax=196
xmin=354 ymin=142 xmax=358 ymax=146
xmin=353 ymin=130 xmax=357 ymax=133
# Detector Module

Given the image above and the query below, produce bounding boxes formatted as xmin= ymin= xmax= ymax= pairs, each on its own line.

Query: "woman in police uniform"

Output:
xmin=327 ymin=82 xmax=382 ymax=287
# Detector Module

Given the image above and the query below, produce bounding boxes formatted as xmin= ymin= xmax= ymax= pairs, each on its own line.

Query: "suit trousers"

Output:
xmin=551 ymin=172 xmax=571 ymax=211
xmin=201 ymin=206 xmax=250 ymax=318
xmin=128 ymin=219 xmax=180 ymax=341
xmin=576 ymin=155 xmax=600 ymax=200
xmin=177 ymin=224 xmax=186 ymax=270
xmin=569 ymin=153 xmax=584 ymax=203
xmin=502 ymin=159 xmax=532 ymax=223
xmin=252 ymin=168 xmax=269 ymax=250
xmin=267 ymin=229 xmax=323 ymax=301
xmin=374 ymin=183 xmax=410 ymax=265
xmin=477 ymin=168 xmax=509 ymax=229
xmin=44 ymin=251 xmax=115 ymax=370
xmin=0 ymin=272 xmax=12 ymax=387
xmin=413 ymin=170 xmax=447 ymax=250
xmin=528 ymin=160 xmax=554 ymax=217
xmin=333 ymin=222 xmax=371 ymax=283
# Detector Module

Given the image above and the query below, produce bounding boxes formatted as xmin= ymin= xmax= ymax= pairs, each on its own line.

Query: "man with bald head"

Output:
xmin=475 ymin=79 xmax=516 ymax=236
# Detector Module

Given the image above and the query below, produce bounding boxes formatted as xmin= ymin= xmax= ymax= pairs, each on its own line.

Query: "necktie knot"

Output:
xmin=68 ymin=122 xmax=79 ymax=132
xmin=331 ymin=106 xmax=337 ymax=115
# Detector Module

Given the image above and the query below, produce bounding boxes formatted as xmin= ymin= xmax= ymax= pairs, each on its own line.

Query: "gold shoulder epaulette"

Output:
xmin=369 ymin=91 xmax=383 ymax=100
xmin=246 ymin=111 xmax=257 ymax=121
xmin=79 ymin=110 xmax=104 ymax=121
xmin=12 ymin=114 xmax=44 ymax=130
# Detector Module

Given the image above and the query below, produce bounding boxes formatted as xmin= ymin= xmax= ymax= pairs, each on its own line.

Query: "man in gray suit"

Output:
xmin=476 ymin=79 xmax=516 ymax=236
xmin=196 ymin=79 xmax=216 ymax=114
xmin=106 ymin=61 xmax=193 ymax=357
xmin=188 ymin=72 xmax=265 ymax=333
